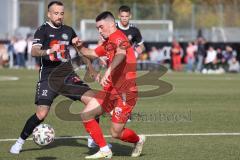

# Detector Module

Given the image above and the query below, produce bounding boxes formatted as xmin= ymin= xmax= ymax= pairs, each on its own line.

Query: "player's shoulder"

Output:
xmin=36 ymin=22 xmax=48 ymax=31
xmin=62 ymin=24 xmax=76 ymax=34
xmin=112 ymin=30 xmax=128 ymax=40
xmin=129 ymin=23 xmax=136 ymax=28
xmin=62 ymin=24 xmax=74 ymax=30
xmin=129 ymin=23 xmax=140 ymax=31
xmin=110 ymin=30 xmax=129 ymax=46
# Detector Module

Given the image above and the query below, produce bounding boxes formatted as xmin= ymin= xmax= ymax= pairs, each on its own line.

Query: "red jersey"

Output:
xmin=95 ymin=29 xmax=137 ymax=92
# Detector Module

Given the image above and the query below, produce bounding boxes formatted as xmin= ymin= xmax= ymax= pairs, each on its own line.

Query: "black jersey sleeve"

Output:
xmin=134 ymin=27 xmax=143 ymax=45
xmin=70 ymin=28 xmax=77 ymax=45
xmin=32 ymin=26 xmax=45 ymax=47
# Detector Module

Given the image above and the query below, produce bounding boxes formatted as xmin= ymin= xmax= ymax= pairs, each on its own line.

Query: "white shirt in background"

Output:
xmin=205 ymin=49 xmax=217 ymax=64
xmin=14 ymin=39 xmax=27 ymax=54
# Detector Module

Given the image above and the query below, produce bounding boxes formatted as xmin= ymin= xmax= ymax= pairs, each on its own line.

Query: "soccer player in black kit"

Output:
xmin=10 ymin=1 xmax=98 ymax=154
xmin=116 ymin=5 xmax=145 ymax=122
xmin=116 ymin=5 xmax=145 ymax=56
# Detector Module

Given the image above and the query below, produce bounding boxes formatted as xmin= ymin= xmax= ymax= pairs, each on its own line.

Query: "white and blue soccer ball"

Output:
xmin=33 ymin=124 xmax=55 ymax=146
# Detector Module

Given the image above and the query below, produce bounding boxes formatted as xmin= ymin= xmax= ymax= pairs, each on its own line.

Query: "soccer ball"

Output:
xmin=32 ymin=124 xmax=55 ymax=146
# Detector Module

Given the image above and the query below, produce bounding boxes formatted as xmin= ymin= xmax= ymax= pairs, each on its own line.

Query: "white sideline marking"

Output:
xmin=0 ymin=76 xmax=19 ymax=81
xmin=1 ymin=133 xmax=240 ymax=142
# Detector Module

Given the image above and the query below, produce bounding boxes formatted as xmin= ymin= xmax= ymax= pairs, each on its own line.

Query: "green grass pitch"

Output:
xmin=0 ymin=68 xmax=240 ymax=160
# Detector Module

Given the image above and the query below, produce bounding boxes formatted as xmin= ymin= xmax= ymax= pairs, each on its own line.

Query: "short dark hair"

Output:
xmin=48 ymin=1 xmax=63 ymax=10
xmin=119 ymin=5 xmax=131 ymax=13
xmin=95 ymin=11 xmax=115 ymax=22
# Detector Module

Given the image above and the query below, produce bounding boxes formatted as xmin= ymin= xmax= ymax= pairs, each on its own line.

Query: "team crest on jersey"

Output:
xmin=128 ymin=35 xmax=133 ymax=41
xmin=116 ymin=38 xmax=123 ymax=45
xmin=62 ymin=33 xmax=68 ymax=40
xmin=114 ymin=107 xmax=122 ymax=119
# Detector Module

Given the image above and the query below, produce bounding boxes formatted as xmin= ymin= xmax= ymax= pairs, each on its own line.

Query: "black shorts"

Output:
xmin=35 ymin=65 xmax=91 ymax=106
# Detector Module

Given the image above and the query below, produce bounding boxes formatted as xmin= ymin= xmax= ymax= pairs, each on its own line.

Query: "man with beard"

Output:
xmin=10 ymin=1 xmax=99 ymax=154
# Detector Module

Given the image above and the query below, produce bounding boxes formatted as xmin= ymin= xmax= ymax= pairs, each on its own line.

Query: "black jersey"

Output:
xmin=32 ymin=22 xmax=91 ymax=106
xmin=116 ymin=21 xmax=144 ymax=46
xmin=32 ymin=21 xmax=77 ymax=68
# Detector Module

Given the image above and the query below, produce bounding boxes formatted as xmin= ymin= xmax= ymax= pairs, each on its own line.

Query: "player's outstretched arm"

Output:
xmin=79 ymin=53 xmax=99 ymax=80
xmin=72 ymin=37 xmax=99 ymax=60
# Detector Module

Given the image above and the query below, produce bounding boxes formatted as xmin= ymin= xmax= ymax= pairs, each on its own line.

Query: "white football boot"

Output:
xmin=85 ymin=150 xmax=112 ymax=159
xmin=10 ymin=138 xmax=24 ymax=154
xmin=131 ymin=135 xmax=146 ymax=157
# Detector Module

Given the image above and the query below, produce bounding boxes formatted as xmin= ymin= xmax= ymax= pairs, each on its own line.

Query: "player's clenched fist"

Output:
xmin=72 ymin=37 xmax=83 ymax=47
xmin=49 ymin=44 xmax=60 ymax=53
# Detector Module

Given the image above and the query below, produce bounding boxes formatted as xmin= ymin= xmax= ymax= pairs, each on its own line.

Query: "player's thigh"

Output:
xmin=80 ymin=97 xmax=104 ymax=120
xmin=63 ymin=74 xmax=92 ymax=103
xmin=81 ymin=90 xmax=95 ymax=105
xmin=35 ymin=79 xmax=58 ymax=107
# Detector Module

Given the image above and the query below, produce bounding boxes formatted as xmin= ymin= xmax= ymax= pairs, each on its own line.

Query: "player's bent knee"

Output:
xmin=36 ymin=105 xmax=50 ymax=120
xmin=81 ymin=90 xmax=95 ymax=105
xmin=110 ymin=128 xmax=121 ymax=139
xmin=36 ymin=112 xmax=48 ymax=120
xmin=80 ymin=111 xmax=94 ymax=121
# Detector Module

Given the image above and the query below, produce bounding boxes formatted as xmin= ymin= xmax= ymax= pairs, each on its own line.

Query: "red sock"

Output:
xmin=119 ymin=128 xmax=140 ymax=143
xmin=83 ymin=119 xmax=107 ymax=147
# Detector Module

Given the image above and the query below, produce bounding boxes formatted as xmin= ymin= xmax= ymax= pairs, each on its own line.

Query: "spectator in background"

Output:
xmin=215 ymin=48 xmax=225 ymax=73
xmin=222 ymin=45 xmax=237 ymax=72
xmin=228 ymin=57 xmax=240 ymax=73
xmin=26 ymin=34 xmax=35 ymax=69
xmin=171 ymin=40 xmax=183 ymax=71
xmin=196 ymin=37 xmax=206 ymax=72
xmin=0 ymin=44 xmax=8 ymax=68
xmin=158 ymin=46 xmax=172 ymax=70
xmin=138 ymin=51 xmax=148 ymax=70
xmin=149 ymin=46 xmax=159 ymax=70
xmin=13 ymin=36 xmax=27 ymax=68
xmin=202 ymin=46 xmax=217 ymax=74
xmin=7 ymin=37 xmax=16 ymax=68
xmin=185 ymin=42 xmax=196 ymax=72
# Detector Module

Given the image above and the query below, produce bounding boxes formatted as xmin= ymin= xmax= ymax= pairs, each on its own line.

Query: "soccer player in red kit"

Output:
xmin=72 ymin=11 xmax=146 ymax=159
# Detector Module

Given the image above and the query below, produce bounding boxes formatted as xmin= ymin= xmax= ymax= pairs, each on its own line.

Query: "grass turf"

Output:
xmin=0 ymin=69 xmax=240 ymax=160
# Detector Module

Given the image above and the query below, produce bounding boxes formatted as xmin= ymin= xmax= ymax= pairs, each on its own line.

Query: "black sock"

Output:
xmin=20 ymin=114 xmax=44 ymax=140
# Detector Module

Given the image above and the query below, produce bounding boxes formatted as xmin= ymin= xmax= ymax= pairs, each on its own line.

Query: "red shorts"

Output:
xmin=95 ymin=87 xmax=137 ymax=123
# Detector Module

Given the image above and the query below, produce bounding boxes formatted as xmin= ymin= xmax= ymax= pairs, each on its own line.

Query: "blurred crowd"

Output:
xmin=0 ymin=34 xmax=38 ymax=69
xmin=0 ymin=36 xmax=239 ymax=74
xmin=138 ymin=37 xmax=240 ymax=74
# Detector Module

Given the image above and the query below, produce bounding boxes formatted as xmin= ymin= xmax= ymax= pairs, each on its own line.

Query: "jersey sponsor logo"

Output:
xmin=62 ymin=33 xmax=68 ymax=40
xmin=59 ymin=41 xmax=70 ymax=45
xmin=49 ymin=40 xmax=68 ymax=62
xmin=49 ymin=34 xmax=55 ymax=38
